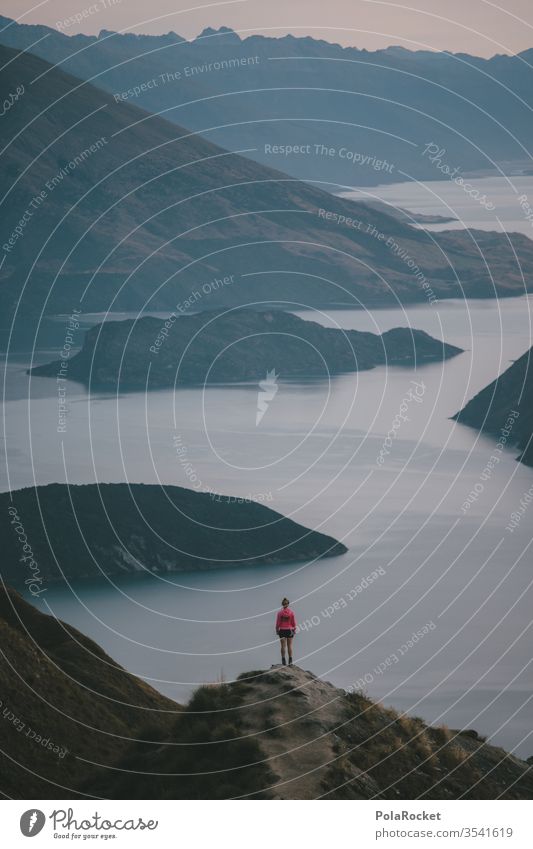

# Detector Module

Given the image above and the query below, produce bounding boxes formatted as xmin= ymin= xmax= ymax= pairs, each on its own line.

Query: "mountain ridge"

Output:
xmin=1 ymin=14 xmax=533 ymax=187
xmin=2 ymin=42 xmax=533 ymax=334
xmin=87 ymin=664 xmax=533 ymax=800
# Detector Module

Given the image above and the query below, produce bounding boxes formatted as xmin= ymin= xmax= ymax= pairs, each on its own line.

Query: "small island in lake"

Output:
xmin=29 ymin=309 xmax=463 ymax=390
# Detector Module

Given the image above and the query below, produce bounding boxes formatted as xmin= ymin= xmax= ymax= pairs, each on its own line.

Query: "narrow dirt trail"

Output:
xmin=239 ymin=665 xmax=379 ymax=799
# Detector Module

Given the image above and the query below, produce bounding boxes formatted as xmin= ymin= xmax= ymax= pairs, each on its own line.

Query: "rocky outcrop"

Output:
xmin=90 ymin=665 xmax=533 ymax=800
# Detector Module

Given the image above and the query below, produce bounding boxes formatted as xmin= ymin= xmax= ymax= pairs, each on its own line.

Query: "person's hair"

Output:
xmin=281 ymin=597 xmax=289 ymax=605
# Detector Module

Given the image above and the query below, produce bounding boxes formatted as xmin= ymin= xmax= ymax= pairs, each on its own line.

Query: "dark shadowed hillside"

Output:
xmin=453 ymin=346 xmax=533 ymax=466
xmin=0 ymin=587 xmax=177 ymax=798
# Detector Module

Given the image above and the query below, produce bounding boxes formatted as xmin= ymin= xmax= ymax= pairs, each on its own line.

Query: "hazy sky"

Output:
xmin=3 ymin=0 xmax=533 ymax=56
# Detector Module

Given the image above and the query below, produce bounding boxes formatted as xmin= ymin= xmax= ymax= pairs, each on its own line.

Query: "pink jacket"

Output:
xmin=276 ymin=608 xmax=296 ymax=632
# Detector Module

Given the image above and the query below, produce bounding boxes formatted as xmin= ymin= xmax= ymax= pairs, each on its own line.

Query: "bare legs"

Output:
xmin=287 ymin=636 xmax=293 ymax=664
xmin=280 ymin=636 xmax=294 ymax=665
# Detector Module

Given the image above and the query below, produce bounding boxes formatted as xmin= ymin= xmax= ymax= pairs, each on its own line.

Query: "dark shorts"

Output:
xmin=278 ymin=629 xmax=293 ymax=638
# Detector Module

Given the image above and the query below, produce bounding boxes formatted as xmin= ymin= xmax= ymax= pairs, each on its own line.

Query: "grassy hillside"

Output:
xmin=88 ymin=666 xmax=533 ymax=800
xmin=2 ymin=596 xmax=530 ymax=799
xmin=0 ymin=587 xmax=177 ymax=798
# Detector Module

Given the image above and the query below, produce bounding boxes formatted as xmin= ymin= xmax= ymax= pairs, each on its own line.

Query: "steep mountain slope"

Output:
xmin=1 ymin=43 xmax=533 ymax=335
xmin=1 ymin=19 xmax=533 ymax=186
xmin=90 ymin=665 xmax=533 ymax=800
xmin=453 ymin=346 xmax=533 ymax=466
xmin=1 ymin=483 xmax=347 ymax=587
xmin=0 ymin=586 xmax=177 ymax=798
xmin=29 ymin=308 xmax=463 ymax=389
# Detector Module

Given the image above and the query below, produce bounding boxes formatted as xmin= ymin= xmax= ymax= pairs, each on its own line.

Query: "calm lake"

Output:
xmin=2 ymin=176 xmax=533 ymax=757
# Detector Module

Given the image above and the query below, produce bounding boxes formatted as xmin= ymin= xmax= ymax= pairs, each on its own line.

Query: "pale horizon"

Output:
xmin=2 ymin=0 xmax=533 ymax=58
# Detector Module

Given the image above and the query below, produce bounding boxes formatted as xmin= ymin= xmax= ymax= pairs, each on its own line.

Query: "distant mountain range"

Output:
xmin=2 ymin=43 xmax=533 ymax=333
xmin=1 ymin=17 xmax=533 ymax=187
xmin=1 ymin=483 xmax=346 ymax=586
xmin=29 ymin=308 xmax=463 ymax=389
xmin=453 ymin=346 xmax=533 ymax=466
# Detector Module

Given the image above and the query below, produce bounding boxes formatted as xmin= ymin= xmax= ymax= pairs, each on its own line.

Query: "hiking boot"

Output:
xmin=281 ymin=657 xmax=286 ymax=666
xmin=289 ymin=657 xmax=293 ymax=666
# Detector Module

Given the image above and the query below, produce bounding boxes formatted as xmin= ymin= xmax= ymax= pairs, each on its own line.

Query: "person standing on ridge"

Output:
xmin=275 ymin=597 xmax=296 ymax=666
